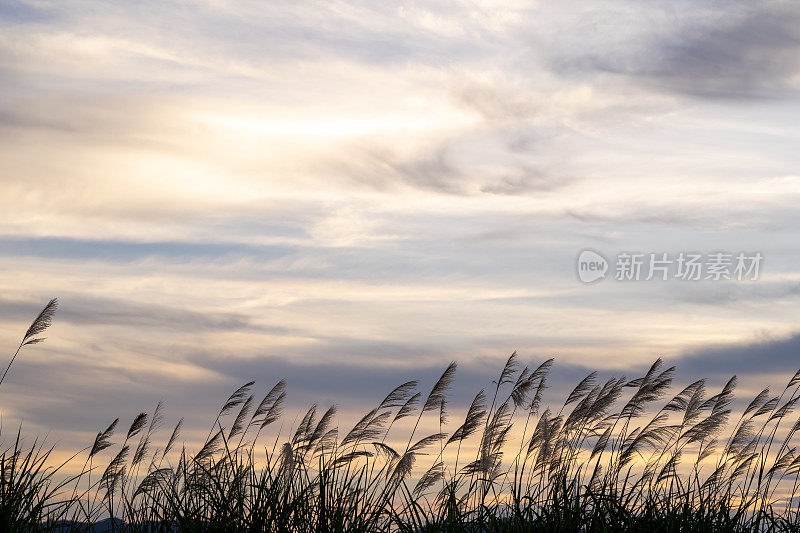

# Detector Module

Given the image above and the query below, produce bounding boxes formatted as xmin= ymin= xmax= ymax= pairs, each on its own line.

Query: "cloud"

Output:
xmin=331 ymin=132 xmax=575 ymax=197
xmin=675 ymin=330 xmax=800 ymax=380
xmin=553 ymin=2 xmax=800 ymax=99
xmin=668 ymin=280 xmax=800 ymax=306
xmin=0 ymin=235 xmax=294 ymax=263
xmin=2 ymin=0 xmax=800 ymax=455
xmin=2 ymin=338 xmax=608 ymax=452
xmin=452 ymin=80 xmax=542 ymax=122
xmin=0 ymin=295 xmax=298 ymax=335
xmin=340 ymin=143 xmax=465 ymax=194
xmin=480 ymin=167 xmax=572 ymax=195
xmin=561 ymin=176 xmax=800 ymax=231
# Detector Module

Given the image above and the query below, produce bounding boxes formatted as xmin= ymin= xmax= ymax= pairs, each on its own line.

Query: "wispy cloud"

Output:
xmin=1 ymin=0 xmax=800 ymax=451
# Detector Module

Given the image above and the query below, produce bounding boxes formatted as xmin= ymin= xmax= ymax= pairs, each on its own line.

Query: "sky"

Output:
xmin=2 ymin=0 xmax=800 ymax=451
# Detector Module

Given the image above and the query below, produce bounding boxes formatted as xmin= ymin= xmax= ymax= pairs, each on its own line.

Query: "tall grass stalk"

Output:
xmin=5 ymin=301 xmax=800 ymax=531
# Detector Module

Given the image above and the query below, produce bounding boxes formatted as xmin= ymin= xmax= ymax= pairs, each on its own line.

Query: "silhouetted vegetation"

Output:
xmin=4 ymin=300 xmax=800 ymax=531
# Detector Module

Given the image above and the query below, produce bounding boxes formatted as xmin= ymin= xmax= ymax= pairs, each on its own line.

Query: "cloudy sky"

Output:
xmin=2 ymin=0 xmax=800 ymax=450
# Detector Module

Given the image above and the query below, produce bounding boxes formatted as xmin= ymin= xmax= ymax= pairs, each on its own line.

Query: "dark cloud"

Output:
xmin=674 ymin=331 xmax=800 ymax=379
xmin=336 ymin=144 xmax=465 ymax=194
xmin=150 ymin=348 xmax=619 ymax=423
xmin=7 ymin=301 xmax=798 ymax=449
xmin=337 ymin=143 xmax=574 ymax=197
xmin=554 ymin=2 xmax=800 ymax=99
xmin=0 ymin=108 xmax=82 ymax=133
xmin=669 ymin=280 xmax=800 ymax=306
xmin=4 ymin=339 xmax=590 ymax=438
xmin=0 ymin=294 xmax=295 ymax=338
xmin=0 ymin=1 xmax=52 ymax=24
xmin=480 ymin=167 xmax=572 ymax=195
xmin=62 ymin=296 xmax=291 ymax=334
xmin=452 ymin=82 xmax=541 ymax=122
xmin=563 ymin=201 xmax=789 ymax=230
xmin=389 ymin=146 xmax=463 ymax=193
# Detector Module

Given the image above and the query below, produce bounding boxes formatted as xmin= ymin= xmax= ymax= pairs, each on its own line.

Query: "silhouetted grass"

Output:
xmin=5 ymin=300 xmax=800 ymax=531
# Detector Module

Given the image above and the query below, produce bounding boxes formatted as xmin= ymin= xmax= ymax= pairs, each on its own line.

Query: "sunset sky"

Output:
xmin=2 ymin=0 xmax=800 ymax=449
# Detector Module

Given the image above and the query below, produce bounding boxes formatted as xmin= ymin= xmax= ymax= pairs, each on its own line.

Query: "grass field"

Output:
xmin=4 ymin=300 xmax=800 ymax=532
